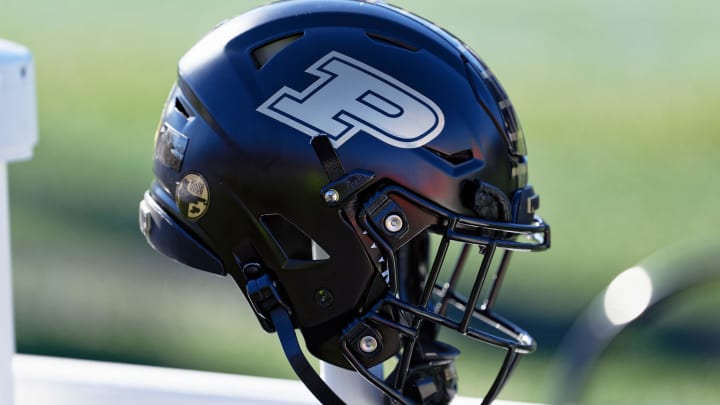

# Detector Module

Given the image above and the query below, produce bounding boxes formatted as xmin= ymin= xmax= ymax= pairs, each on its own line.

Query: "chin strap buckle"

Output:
xmin=387 ymin=339 xmax=460 ymax=405
xmin=243 ymin=263 xmax=292 ymax=326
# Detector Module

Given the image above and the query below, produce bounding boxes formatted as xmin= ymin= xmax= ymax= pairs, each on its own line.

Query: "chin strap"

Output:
xmin=269 ymin=306 xmax=346 ymax=405
xmin=244 ymin=266 xmax=345 ymax=405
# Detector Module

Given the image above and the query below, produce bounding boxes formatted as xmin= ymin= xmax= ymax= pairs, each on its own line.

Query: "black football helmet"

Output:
xmin=139 ymin=1 xmax=550 ymax=403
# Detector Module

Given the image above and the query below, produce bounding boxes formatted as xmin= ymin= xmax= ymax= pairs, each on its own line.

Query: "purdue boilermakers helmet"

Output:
xmin=139 ymin=1 xmax=550 ymax=403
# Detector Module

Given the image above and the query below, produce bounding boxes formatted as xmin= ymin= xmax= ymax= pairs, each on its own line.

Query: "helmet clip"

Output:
xmin=319 ymin=169 xmax=375 ymax=207
xmin=243 ymin=263 xmax=292 ymax=326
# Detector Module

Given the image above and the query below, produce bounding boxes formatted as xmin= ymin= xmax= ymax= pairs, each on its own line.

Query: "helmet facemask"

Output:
xmin=308 ymin=135 xmax=550 ymax=404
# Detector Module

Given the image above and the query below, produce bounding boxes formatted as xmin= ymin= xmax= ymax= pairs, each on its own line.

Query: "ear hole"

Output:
xmin=260 ymin=214 xmax=330 ymax=264
xmin=252 ymin=32 xmax=304 ymax=69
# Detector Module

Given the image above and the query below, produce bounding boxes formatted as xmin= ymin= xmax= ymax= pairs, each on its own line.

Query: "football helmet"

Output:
xmin=139 ymin=1 xmax=550 ymax=403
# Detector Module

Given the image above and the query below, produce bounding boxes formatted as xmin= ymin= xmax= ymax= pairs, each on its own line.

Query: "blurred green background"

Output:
xmin=4 ymin=0 xmax=719 ymax=403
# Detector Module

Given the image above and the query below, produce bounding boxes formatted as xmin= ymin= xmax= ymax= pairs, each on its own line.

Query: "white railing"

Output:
xmin=13 ymin=354 xmax=542 ymax=405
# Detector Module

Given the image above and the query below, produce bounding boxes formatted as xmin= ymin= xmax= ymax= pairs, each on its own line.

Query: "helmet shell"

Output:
xmin=144 ymin=0 xmax=530 ymax=365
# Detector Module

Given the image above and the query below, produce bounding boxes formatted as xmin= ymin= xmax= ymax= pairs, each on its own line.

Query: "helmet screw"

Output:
xmin=383 ymin=214 xmax=403 ymax=233
xmin=324 ymin=189 xmax=340 ymax=203
xmin=359 ymin=335 xmax=378 ymax=353
xmin=242 ymin=263 xmax=263 ymax=280
xmin=141 ymin=214 xmax=150 ymax=234
xmin=139 ymin=205 xmax=152 ymax=235
xmin=314 ymin=288 xmax=334 ymax=307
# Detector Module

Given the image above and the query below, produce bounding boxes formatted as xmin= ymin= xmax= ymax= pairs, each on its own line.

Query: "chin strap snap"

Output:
xmin=386 ymin=339 xmax=460 ymax=405
xmin=243 ymin=264 xmax=345 ymax=405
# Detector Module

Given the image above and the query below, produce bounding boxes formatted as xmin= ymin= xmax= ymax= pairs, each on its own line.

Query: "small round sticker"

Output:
xmin=175 ymin=172 xmax=209 ymax=220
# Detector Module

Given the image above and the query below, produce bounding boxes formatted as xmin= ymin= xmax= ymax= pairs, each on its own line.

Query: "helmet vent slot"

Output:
xmin=424 ymin=147 xmax=474 ymax=165
xmin=174 ymin=97 xmax=191 ymax=119
xmin=366 ymin=32 xmax=418 ymax=52
xmin=252 ymin=32 xmax=304 ymax=69
xmin=260 ymin=213 xmax=330 ymax=265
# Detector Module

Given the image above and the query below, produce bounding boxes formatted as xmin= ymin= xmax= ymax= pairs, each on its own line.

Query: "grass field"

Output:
xmin=4 ymin=0 xmax=720 ymax=403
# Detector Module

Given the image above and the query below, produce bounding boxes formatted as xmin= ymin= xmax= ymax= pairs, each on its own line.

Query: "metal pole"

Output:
xmin=0 ymin=38 xmax=38 ymax=405
xmin=319 ymin=361 xmax=383 ymax=404
xmin=1 ymin=162 xmax=15 ymax=405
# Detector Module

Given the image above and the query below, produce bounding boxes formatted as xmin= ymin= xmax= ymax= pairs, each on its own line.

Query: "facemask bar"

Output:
xmin=340 ymin=184 xmax=549 ymax=404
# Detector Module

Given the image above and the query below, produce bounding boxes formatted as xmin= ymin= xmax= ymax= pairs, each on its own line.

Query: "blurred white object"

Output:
xmin=1 ymin=39 xmax=37 ymax=405
xmin=0 ymin=39 xmax=38 ymax=162
xmin=552 ymin=242 xmax=720 ymax=404
xmin=14 ymin=354 xmax=544 ymax=405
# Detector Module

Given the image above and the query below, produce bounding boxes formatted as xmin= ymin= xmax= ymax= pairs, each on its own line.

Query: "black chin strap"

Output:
xmin=269 ymin=306 xmax=345 ymax=405
xmin=244 ymin=268 xmax=345 ymax=405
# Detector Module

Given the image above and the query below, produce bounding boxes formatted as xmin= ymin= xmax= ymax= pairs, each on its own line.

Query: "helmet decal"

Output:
xmin=175 ymin=172 xmax=209 ymax=220
xmin=257 ymin=51 xmax=445 ymax=149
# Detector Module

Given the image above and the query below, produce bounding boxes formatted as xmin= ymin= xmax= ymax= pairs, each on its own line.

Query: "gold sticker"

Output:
xmin=175 ymin=172 xmax=209 ymax=220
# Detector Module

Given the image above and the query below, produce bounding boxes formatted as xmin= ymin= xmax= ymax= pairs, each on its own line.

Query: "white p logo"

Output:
xmin=257 ymin=51 xmax=445 ymax=149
